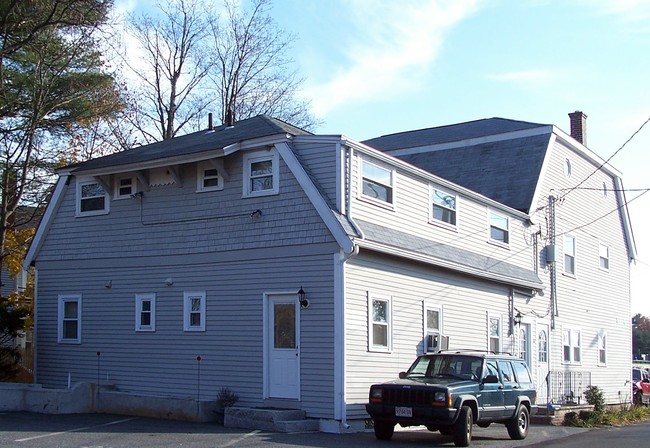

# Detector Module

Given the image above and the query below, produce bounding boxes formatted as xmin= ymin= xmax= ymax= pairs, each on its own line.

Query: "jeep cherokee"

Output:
xmin=365 ymin=351 xmax=538 ymax=447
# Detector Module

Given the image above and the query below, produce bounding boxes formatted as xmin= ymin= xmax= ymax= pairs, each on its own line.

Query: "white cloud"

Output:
xmin=589 ymin=0 xmax=650 ymax=22
xmin=303 ymin=0 xmax=481 ymax=116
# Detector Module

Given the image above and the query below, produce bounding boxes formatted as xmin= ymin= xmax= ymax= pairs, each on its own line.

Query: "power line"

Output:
xmin=559 ymin=115 xmax=650 ymax=201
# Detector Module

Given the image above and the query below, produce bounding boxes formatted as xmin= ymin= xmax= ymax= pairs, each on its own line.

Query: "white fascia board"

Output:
xmin=528 ymin=133 xmax=557 ymax=218
xmin=23 ymin=175 xmax=69 ymax=269
xmin=357 ymin=239 xmax=544 ymax=292
xmin=275 ymin=142 xmax=354 ymax=254
xmin=223 ymin=133 xmax=293 ymax=155
xmin=614 ymin=177 xmax=638 ymax=261
xmin=552 ymin=126 xmax=623 ymax=178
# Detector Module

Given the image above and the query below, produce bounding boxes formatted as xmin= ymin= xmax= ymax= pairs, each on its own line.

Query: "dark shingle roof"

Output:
xmin=357 ymin=219 xmax=543 ymax=289
xmin=66 ymin=115 xmax=311 ymax=173
xmin=362 ymin=118 xmax=553 ymax=213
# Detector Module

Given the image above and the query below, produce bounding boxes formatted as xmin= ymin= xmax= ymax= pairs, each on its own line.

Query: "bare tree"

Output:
xmin=123 ymin=0 xmax=212 ymax=142
xmin=209 ymin=0 xmax=317 ymax=129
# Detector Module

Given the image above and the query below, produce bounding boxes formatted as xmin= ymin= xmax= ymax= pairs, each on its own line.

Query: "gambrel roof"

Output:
xmin=363 ymin=118 xmax=553 ymax=214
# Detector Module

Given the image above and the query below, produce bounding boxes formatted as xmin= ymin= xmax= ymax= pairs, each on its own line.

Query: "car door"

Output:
xmin=478 ymin=359 xmax=505 ymax=420
xmin=498 ymin=360 xmax=518 ymax=418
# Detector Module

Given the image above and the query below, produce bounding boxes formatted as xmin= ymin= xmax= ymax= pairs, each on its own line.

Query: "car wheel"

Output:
xmin=506 ymin=404 xmax=529 ymax=440
xmin=374 ymin=420 xmax=395 ymax=440
xmin=453 ymin=405 xmax=473 ymax=447
xmin=634 ymin=392 xmax=643 ymax=406
xmin=477 ymin=421 xmax=491 ymax=428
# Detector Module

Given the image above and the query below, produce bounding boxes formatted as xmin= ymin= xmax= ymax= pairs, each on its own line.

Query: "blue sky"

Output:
xmin=119 ymin=0 xmax=650 ymax=316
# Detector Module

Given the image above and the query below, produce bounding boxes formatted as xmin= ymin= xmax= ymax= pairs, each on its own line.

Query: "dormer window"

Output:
xmin=431 ymin=187 xmax=456 ymax=226
xmin=489 ymin=211 xmax=509 ymax=245
xmin=197 ymin=162 xmax=223 ymax=192
xmin=243 ymin=150 xmax=279 ymax=197
xmin=76 ymin=179 xmax=109 ymax=216
xmin=361 ymin=159 xmax=394 ymax=205
xmin=115 ymin=176 xmax=136 ymax=199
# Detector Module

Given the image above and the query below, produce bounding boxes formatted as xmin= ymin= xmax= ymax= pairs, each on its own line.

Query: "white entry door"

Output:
xmin=536 ymin=323 xmax=550 ymax=404
xmin=267 ymin=295 xmax=300 ymax=399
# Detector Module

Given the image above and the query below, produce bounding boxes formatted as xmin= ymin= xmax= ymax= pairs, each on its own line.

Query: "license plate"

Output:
xmin=395 ymin=406 xmax=412 ymax=417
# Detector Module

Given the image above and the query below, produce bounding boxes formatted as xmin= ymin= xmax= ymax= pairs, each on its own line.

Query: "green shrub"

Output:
xmin=584 ymin=385 xmax=606 ymax=413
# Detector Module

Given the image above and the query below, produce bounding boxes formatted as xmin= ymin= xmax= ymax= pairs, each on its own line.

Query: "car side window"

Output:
xmin=512 ymin=361 xmax=532 ymax=384
xmin=485 ymin=360 xmax=499 ymax=380
xmin=497 ymin=360 xmax=515 ymax=383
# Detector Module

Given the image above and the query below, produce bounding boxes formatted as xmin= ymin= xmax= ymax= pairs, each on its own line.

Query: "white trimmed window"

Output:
xmin=488 ymin=315 xmax=501 ymax=353
xmin=430 ymin=187 xmax=456 ymax=226
xmin=599 ymin=244 xmax=609 ymax=270
xmin=58 ymin=295 xmax=81 ymax=343
xmin=76 ymin=180 xmax=109 ymax=216
xmin=562 ymin=328 xmax=581 ymax=364
xmin=538 ymin=330 xmax=548 ymax=362
xmin=369 ymin=294 xmax=391 ymax=352
xmin=135 ymin=293 xmax=156 ymax=332
xmin=361 ymin=159 xmax=394 ymax=205
xmin=184 ymin=291 xmax=206 ymax=332
xmin=489 ymin=211 xmax=509 ymax=245
xmin=424 ymin=304 xmax=443 ymax=352
xmin=243 ymin=150 xmax=279 ymax=197
xmin=597 ymin=331 xmax=607 ymax=365
xmin=197 ymin=162 xmax=223 ymax=192
xmin=115 ymin=176 xmax=136 ymax=199
xmin=564 ymin=234 xmax=576 ymax=275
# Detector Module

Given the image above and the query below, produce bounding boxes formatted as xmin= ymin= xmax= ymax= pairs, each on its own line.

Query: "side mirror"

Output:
xmin=399 ymin=372 xmax=407 ymax=379
xmin=643 ymin=378 xmax=650 ymax=384
xmin=483 ymin=374 xmax=499 ymax=384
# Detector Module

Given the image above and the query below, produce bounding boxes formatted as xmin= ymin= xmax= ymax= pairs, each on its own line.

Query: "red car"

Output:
xmin=632 ymin=368 xmax=650 ymax=405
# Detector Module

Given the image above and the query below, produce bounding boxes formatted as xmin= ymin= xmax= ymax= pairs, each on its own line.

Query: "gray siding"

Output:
xmin=37 ymin=151 xmax=335 ymax=261
xmin=293 ymin=138 xmax=339 ymax=208
xmin=35 ymin=246 xmax=338 ymax=418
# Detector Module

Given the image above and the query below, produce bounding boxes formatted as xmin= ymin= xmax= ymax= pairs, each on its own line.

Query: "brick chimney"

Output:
xmin=568 ymin=111 xmax=587 ymax=145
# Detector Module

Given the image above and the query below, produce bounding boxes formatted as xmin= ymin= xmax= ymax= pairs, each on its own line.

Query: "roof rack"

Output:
xmin=434 ymin=349 xmax=515 ymax=356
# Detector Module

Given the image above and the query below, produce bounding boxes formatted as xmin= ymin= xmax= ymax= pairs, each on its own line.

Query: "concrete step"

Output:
xmin=224 ymin=407 xmax=319 ymax=433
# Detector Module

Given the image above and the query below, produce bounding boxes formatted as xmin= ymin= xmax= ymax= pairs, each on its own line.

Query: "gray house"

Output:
xmin=25 ymin=113 xmax=635 ymax=431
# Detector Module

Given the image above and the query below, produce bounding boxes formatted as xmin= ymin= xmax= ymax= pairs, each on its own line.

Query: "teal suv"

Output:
xmin=366 ymin=351 xmax=538 ymax=447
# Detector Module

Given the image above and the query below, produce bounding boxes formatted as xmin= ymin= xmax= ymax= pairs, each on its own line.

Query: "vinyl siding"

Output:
xmin=35 ymin=247 xmax=337 ymax=418
xmin=293 ymin=138 xmax=339 ymax=208
xmin=350 ymin=152 xmax=534 ymax=270
xmin=37 ymin=150 xmax=335 ymax=261
xmin=532 ymin=138 xmax=631 ymax=403
xmin=344 ymin=251 xmax=528 ymax=419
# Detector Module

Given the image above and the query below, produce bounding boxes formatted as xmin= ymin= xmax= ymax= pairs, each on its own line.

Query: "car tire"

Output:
xmin=453 ymin=405 xmax=473 ymax=447
xmin=506 ymin=404 xmax=529 ymax=440
xmin=634 ymin=392 xmax=643 ymax=406
xmin=374 ymin=420 xmax=395 ymax=440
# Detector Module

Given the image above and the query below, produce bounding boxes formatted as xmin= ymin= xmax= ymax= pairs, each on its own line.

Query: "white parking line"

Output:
xmin=219 ymin=430 xmax=261 ymax=447
xmin=15 ymin=417 xmax=138 ymax=442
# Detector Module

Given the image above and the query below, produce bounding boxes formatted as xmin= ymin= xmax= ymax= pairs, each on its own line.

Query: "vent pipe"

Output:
xmin=208 ymin=113 xmax=213 ymax=130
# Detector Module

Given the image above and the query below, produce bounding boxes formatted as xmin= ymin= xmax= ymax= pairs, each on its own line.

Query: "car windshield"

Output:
xmin=633 ymin=369 xmax=642 ymax=381
xmin=406 ymin=355 xmax=484 ymax=381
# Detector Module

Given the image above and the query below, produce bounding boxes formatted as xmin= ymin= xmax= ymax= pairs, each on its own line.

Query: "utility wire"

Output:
xmin=558 ymin=116 xmax=650 ymax=201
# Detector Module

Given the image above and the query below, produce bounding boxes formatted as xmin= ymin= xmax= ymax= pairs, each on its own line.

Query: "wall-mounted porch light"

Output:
xmin=298 ymin=287 xmax=309 ymax=309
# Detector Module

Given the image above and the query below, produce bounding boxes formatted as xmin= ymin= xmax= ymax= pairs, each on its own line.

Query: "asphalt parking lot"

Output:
xmin=0 ymin=412 xmax=589 ymax=447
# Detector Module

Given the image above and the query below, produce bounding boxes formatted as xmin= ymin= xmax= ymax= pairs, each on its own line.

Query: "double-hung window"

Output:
xmin=488 ymin=315 xmax=501 ymax=353
xmin=135 ymin=293 xmax=156 ymax=332
xmin=361 ymin=159 xmax=394 ymax=205
xmin=243 ymin=150 xmax=279 ymax=197
xmin=58 ymin=295 xmax=81 ymax=343
xmin=424 ymin=305 xmax=444 ymax=352
xmin=431 ymin=188 xmax=456 ymax=226
xmin=562 ymin=328 xmax=581 ymax=364
xmin=197 ymin=162 xmax=223 ymax=192
xmin=183 ymin=291 xmax=206 ymax=332
xmin=76 ymin=179 xmax=109 ymax=216
xmin=369 ymin=294 xmax=391 ymax=351
xmin=597 ymin=331 xmax=607 ymax=365
xmin=599 ymin=244 xmax=609 ymax=270
xmin=489 ymin=211 xmax=509 ymax=245
xmin=564 ymin=235 xmax=576 ymax=275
